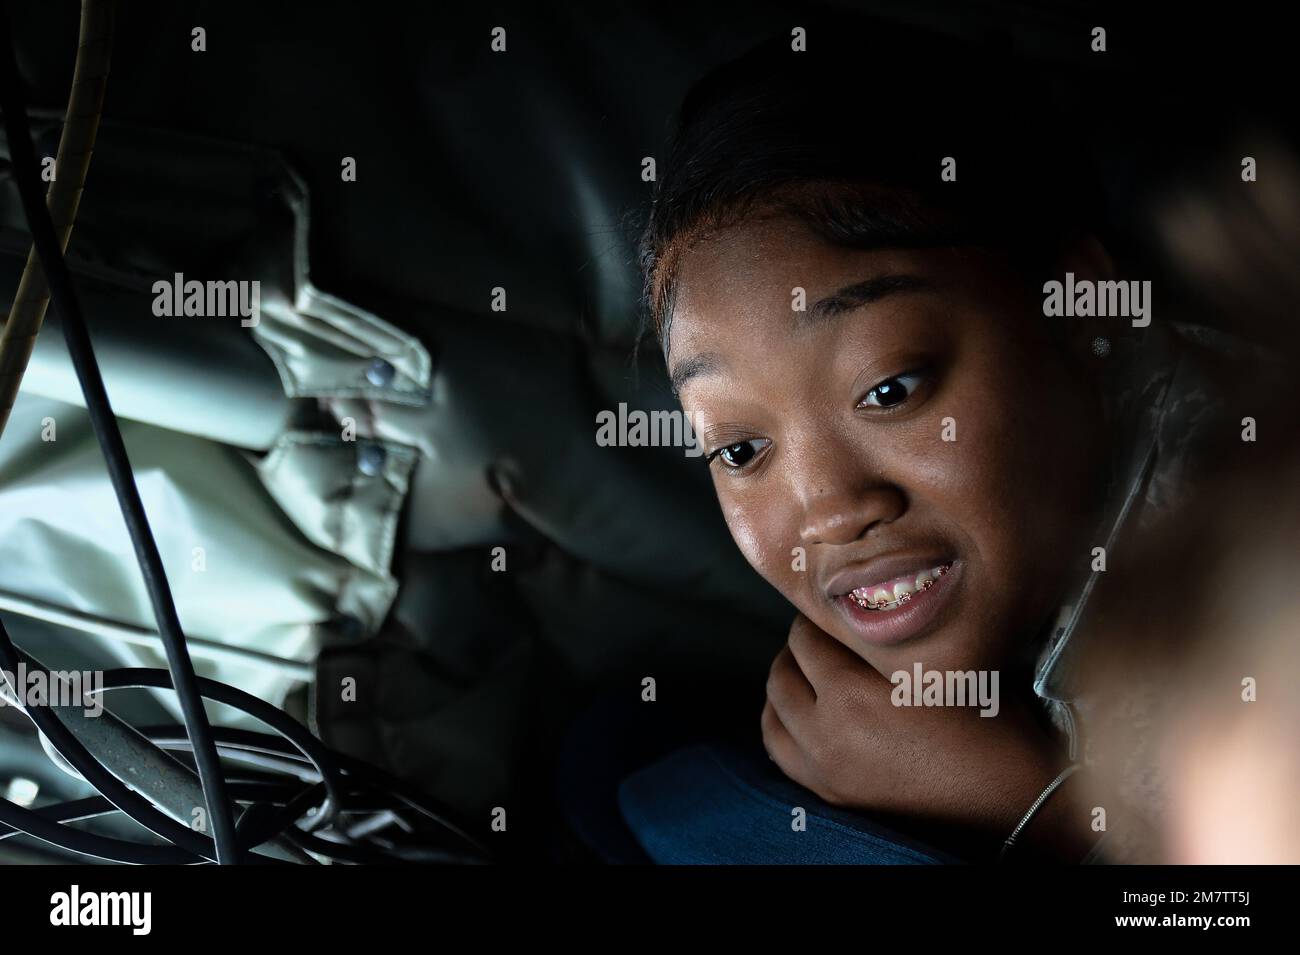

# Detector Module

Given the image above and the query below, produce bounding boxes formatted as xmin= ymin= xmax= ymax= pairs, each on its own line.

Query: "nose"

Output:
xmin=794 ymin=439 xmax=906 ymax=547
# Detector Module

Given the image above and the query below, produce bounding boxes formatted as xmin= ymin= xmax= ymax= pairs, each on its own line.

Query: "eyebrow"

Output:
xmin=669 ymin=351 xmax=723 ymax=395
xmin=667 ymin=273 xmax=935 ymax=395
xmin=804 ymin=273 xmax=934 ymax=325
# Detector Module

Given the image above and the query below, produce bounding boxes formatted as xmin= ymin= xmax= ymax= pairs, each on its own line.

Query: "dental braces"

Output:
xmin=850 ymin=563 xmax=950 ymax=612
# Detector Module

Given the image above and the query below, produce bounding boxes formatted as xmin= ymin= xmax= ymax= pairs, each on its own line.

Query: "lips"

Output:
xmin=824 ymin=555 xmax=962 ymax=647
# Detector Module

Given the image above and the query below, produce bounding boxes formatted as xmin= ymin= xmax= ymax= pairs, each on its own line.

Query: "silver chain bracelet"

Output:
xmin=997 ymin=764 xmax=1080 ymax=862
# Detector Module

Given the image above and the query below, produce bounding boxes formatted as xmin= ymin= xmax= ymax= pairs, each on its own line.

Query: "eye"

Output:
xmin=859 ymin=371 xmax=924 ymax=409
xmin=707 ymin=438 xmax=771 ymax=471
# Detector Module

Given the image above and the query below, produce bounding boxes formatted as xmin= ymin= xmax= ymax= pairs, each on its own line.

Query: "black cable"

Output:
xmin=0 ymin=6 xmax=240 ymax=862
xmin=0 ymin=666 xmax=493 ymax=864
xmin=138 ymin=723 xmax=489 ymax=860
xmin=142 ymin=726 xmax=325 ymax=782
xmin=142 ymin=701 xmax=489 ymax=857
xmin=0 ymin=768 xmax=322 ymax=864
xmin=96 ymin=670 xmax=351 ymax=832
xmin=0 ymin=795 xmax=203 ymax=864
xmin=0 ymin=643 xmax=339 ymax=860
xmin=0 ymin=627 xmax=227 ymax=861
xmin=0 ymin=795 xmax=115 ymax=836
xmin=0 ymin=782 xmax=307 ymax=843
xmin=235 ymin=782 xmax=326 ymax=852
xmin=286 ymin=828 xmax=418 ymax=866
xmin=330 ymin=750 xmax=487 ymax=855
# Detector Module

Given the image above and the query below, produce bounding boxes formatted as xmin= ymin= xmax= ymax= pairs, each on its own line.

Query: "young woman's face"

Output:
xmin=667 ymin=215 xmax=1106 ymax=675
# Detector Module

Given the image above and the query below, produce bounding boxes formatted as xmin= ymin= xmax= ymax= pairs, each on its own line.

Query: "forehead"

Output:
xmin=668 ymin=216 xmax=947 ymax=361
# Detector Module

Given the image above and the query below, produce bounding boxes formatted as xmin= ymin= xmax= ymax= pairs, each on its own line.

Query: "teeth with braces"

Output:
xmin=849 ymin=563 xmax=950 ymax=611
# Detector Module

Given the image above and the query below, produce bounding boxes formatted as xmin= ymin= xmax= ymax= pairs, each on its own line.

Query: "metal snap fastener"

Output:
xmin=357 ymin=443 xmax=386 ymax=476
xmin=366 ymin=358 xmax=395 ymax=387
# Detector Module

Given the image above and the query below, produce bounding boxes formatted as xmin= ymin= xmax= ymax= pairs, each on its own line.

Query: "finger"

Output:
xmin=766 ymin=645 xmax=820 ymax=752
xmin=786 ymin=613 xmax=880 ymax=690
xmin=766 ymin=643 xmax=816 ymax=716
xmin=760 ymin=698 xmax=808 ymax=784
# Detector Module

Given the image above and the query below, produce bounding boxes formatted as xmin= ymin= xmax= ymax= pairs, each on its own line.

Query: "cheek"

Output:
xmin=719 ymin=490 xmax=802 ymax=593
xmin=892 ymin=359 xmax=1058 ymax=571
xmin=956 ymin=365 xmax=1094 ymax=543
xmin=915 ymin=348 xmax=1096 ymax=610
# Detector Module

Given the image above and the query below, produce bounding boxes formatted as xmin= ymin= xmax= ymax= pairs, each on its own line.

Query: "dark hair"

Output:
xmin=639 ymin=19 xmax=1103 ymax=354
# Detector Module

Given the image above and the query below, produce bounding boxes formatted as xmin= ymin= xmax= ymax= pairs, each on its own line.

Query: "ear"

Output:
xmin=1049 ymin=233 xmax=1121 ymax=361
